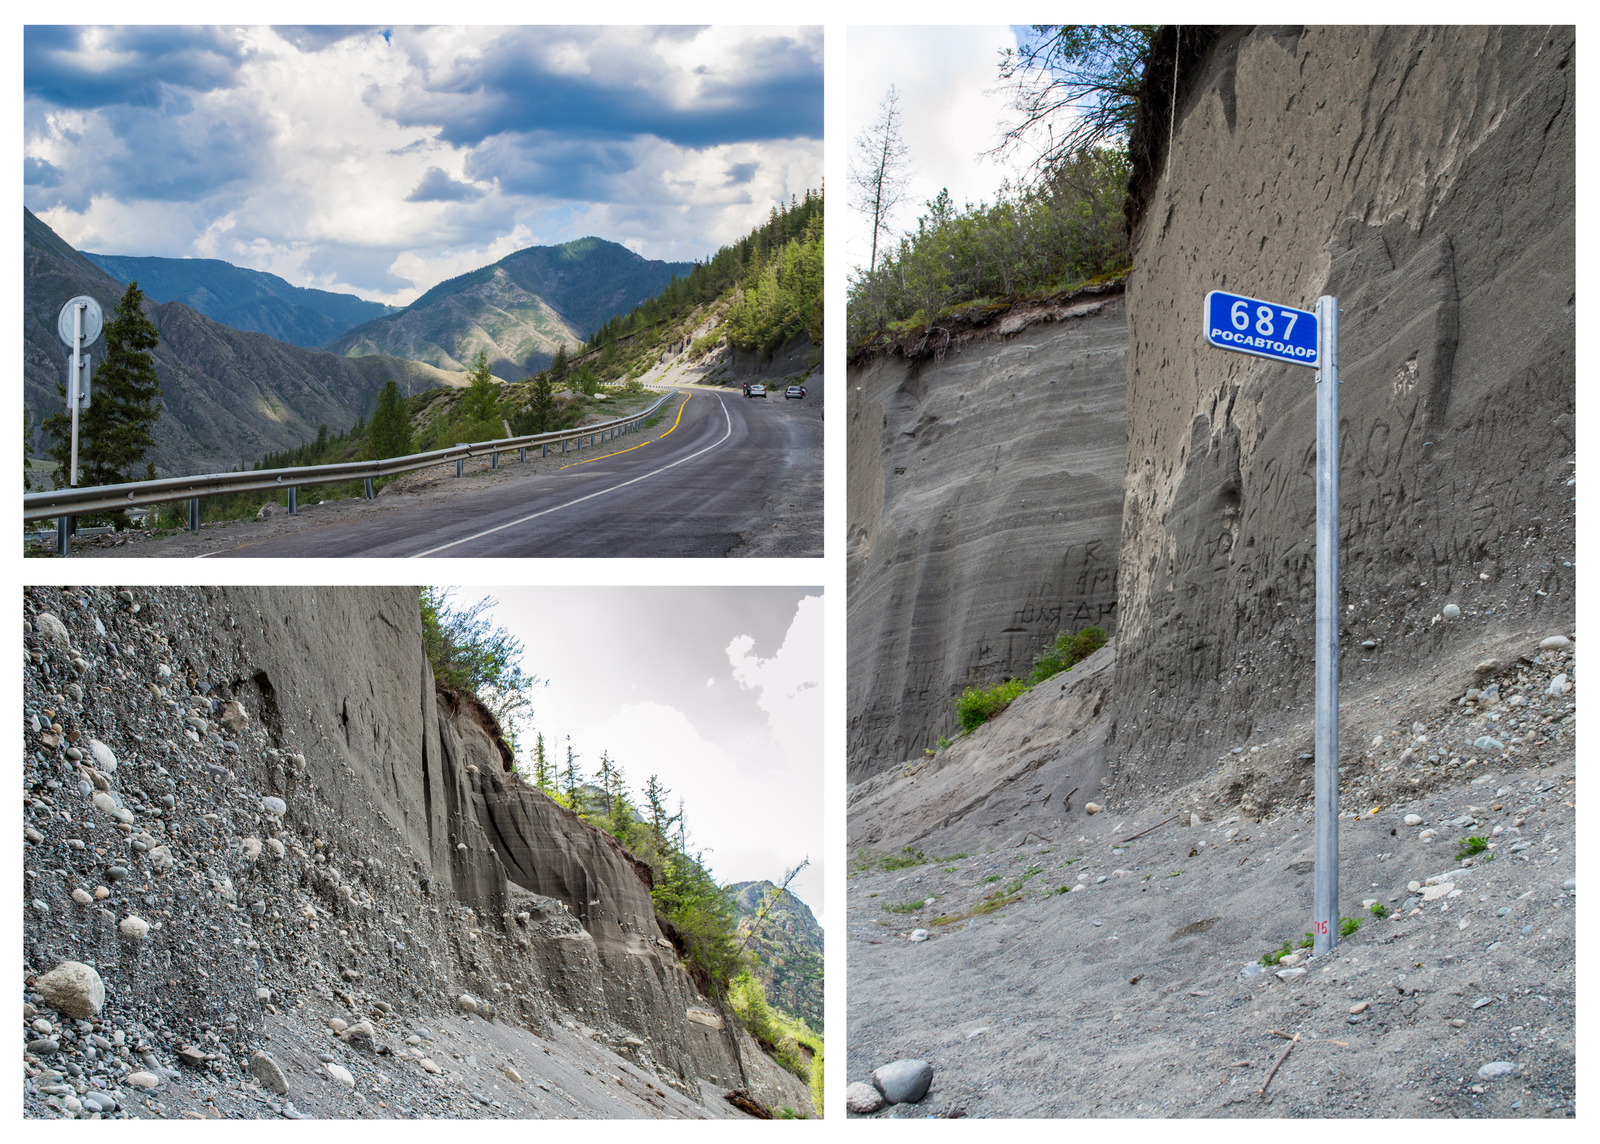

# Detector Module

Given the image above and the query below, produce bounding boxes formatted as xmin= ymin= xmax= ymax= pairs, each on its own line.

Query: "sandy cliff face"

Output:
xmin=21 ymin=585 xmax=773 ymax=1109
xmin=847 ymin=295 xmax=1127 ymax=783
xmin=1109 ymin=26 xmax=1575 ymax=791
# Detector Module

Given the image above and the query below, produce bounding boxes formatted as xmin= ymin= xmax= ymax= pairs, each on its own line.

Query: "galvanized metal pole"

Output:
xmin=70 ymin=303 xmax=83 ymax=488
xmin=1313 ymin=294 xmax=1341 ymax=956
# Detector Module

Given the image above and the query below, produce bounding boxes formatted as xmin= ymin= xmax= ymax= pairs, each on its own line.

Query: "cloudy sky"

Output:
xmin=847 ymin=25 xmax=1030 ymax=272
xmin=24 ymin=24 xmax=822 ymax=306
xmin=477 ymin=587 xmax=824 ymax=916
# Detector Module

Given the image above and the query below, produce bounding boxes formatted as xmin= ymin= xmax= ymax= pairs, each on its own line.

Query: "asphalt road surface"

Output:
xmin=72 ymin=385 xmax=821 ymax=559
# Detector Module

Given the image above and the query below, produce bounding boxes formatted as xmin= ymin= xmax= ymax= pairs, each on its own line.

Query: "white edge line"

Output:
xmin=407 ymin=395 xmax=732 ymax=558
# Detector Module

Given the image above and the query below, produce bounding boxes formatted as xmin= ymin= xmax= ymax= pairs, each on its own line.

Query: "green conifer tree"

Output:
xmin=43 ymin=281 xmax=162 ymax=524
xmin=366 ymin=379 xmax=413 ymax=460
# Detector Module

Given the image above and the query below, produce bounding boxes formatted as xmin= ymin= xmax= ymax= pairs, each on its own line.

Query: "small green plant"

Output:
xmin=956 ymin=677 xmax=1029 ymax=731
xmin=983 ymin=874 xmax=1002 ymax=884
xmin=938 ymin=852 xmax=969 ymax=862
xmin=881 ymin=848 xmax=926 ymax=871
xmin=936 ymin=734 xmax=958 ymax=750
xmin=1056 ymin=885 xmax=1073 ymax=894
xmin=1456 ymin=835 xmax=1489 ymax=860
xmin=1261 ymin=941 xmax=1293 ymax=966
xmin=1339 ymin=915 xmax=1361 ymax=938
xmin=1026 ymin=626 xmax=1110 ymax=685
xmin=885 ymin=900 xmax=926 ymax=914
xmin=1369 ymin=902 xmax=1389 ymax=919
xmin=1299 ymin=933 xmax=1314 ymax=949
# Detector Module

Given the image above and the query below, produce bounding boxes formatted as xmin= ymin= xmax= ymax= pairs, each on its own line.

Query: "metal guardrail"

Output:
xmin=24 ymin=390 xmax=674 ymax=525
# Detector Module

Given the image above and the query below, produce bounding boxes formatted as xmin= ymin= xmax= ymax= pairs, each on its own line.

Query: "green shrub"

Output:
xmin=956 ymin=677 xmax=1028 ymax=731
xmin=1339 ymin=915 xmax=1361 ymax=937
xmin=1370 ymin=902 xmax=1389 ymax=918
xmin=1456 ymin=835 xmax=1489 ymax=860
xmin=1027 ymin=626 xmax=1109 ymax=684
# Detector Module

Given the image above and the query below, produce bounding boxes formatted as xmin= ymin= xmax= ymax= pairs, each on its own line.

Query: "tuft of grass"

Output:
xmin=983 ymin=874 xmax=1002 ymax=884
xmin=1456 ymin=835 xmax=1490 ymax=860
xmin=1260 ymin=941 xmax=1293 ymax=966
xmin=1340 ymin=915 xmax=1361 ymax=937
xmin=885 ymin=901 xmax=927 ymax=914
xmin=956 ymin=677 xmax=1028 ymax=732
xmin=1026 ymin=626 xmax=1109 ymax=685
xmin=1370 ymin=902 xmax=1389 ymax=918
xmin=880 ymin=848 xmax=926 ymax=871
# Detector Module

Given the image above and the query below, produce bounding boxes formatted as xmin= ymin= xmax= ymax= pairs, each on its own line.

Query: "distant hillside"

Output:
xmin=84 ymin=252 xmax=398 ymax=348
xmin=24 ymin=208 xmax=452 ymax=478
xmin=327 ymin=237 xmax=693 ymax=379
xmin=729 ymin=880 xmax=823 ymax=1030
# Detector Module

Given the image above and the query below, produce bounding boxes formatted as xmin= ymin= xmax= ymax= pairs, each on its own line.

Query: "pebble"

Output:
xmin=847 ymin=1080 xmax=887 ymax=1114
xmin=88 ymin=740 xmax=118 ymax=773
xmin=1562 ymin=877 xmax=1576 ymax=892
xmin=1084 ymin=803 xmax=1102 ymax=815
xmin=25 ymin=825 xmax=43 ymax=844
xmin=1442 ymin=604 xmax=1461 ymax=619
xmin=1404 ymin=814 xmax=1423 ymax=826
xmin=119 ymin=915 xmax=150 ymax=940
xmin=26 ymin=1038 xmax=61 ymax=1056
xmin=1422 ymin=883 xmax=1455 ymax=901
xmin=341 ymin=1019 xmax=376 ymax=1045
xmin=1349 ymin=1001 xmax=1369 ymax=1014
xmin=504 ymin=1065 xmax=522 ymax=1083
xmin=1276 ymin=967 xmax=1308 ymax=980
xmin=261 ymin=796 xmax=287 ymax=817
xmin=908 ymin=929 xmax=929 ymax=943
xmin=126 ymin=1071 xmax=161 ymax=1089
xmin=266 ymin=838 xmax=286 ymax=859
xmin=35 ymin=612 xmax=71 ymax=649
xmin=1547 ymin=673 xmax=1569 ymax=696
xmin=71 ymin=888 xmax=93 ymax=905
xmin=242 ymin=837 xmax=262 ymax=860
xmin=1538 ymin=635 xmax=1571 ymax=650
xmin=325 ymin=1062 xmax=355 ymax=1088
xmin=327 ymin=1018 xmax=348 ymax=1033
xmin=1478 ymin=1061 xmax=1516 ymax=1079
xmin=419 ymin=1058 xmax=442 ymax=1074
xmin=457 ymin=995 xmax=478 ymax=1014
xmin=1473 ymin=736 xmax=1505 ymax=753
xmin=31 ymin=1017 xmax=53 ymax=1035
xmin=872 ymin=1058 xmax=933 ymax=1105
xmin=34 ymin=961 xmax=105 ymax=1018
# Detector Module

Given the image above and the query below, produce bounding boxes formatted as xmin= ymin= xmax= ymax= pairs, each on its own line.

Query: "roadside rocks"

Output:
xmin=249 ymin=1051 xmax=290 ymax=1095
xmin=872 ymin=1058 xmax=933 ymax=1105
xmin=847 ymin=1081 xmax=888 ymax=1113
xmin=33 ymin=961 xmax=105 ymax=1019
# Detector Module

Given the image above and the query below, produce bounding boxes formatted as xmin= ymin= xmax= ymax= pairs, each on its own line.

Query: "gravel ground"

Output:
xmin=847 ymin=636 xmax=1577 ymax=1118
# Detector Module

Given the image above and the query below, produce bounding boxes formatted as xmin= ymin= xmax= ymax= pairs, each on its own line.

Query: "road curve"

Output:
xmin=192 ymin=386 xmax=820 ymax=558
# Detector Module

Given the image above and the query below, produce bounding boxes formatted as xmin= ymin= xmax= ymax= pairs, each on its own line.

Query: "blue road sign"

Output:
xmin=1205 ymin=290 xmax=1318 ymax=367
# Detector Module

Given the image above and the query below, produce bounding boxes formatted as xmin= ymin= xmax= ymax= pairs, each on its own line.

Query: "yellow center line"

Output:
xmin=558 ymin=393 xmax=689 ymax=469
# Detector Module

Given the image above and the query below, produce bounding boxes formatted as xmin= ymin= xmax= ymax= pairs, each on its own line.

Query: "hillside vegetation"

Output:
xmin=582 ymin=190 xmax=823 ymax=382
xmin=848 ymin=149 xmax=1127 ymax=351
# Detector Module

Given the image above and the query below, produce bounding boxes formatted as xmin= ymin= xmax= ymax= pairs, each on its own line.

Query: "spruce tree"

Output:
xmin=531 ymin=732 xmax=554 ymax=792
xmin=43 ymin=281 xmax=162 ymax=522
xmin=549 ymin=343 xmax=570 ymax=388
xmin=367 ymin=379 xmax=413 ymax=460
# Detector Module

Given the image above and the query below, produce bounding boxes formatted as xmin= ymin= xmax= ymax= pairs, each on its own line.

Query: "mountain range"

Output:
xmin=326 ymin=236 xmax=694 ymax=378
xmin=728 ymin=880 xmax=823 ymax=1031
xmin=24 ymin=209 xmax=454 ymax=479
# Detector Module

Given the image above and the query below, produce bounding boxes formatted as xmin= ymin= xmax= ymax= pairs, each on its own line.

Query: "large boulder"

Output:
xmin=34 ymin=961 xmax=105 ymax=1018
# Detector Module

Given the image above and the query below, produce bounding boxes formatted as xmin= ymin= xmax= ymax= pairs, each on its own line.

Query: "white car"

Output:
xmin=746 ymin=383 xmax=767 ymax=398
xmin=785 ymin=385 xmax=806 ymax=399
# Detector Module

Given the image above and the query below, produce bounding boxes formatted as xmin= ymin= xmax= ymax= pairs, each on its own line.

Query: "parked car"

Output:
xmin=785 ymin=385 xmax=806 ymax=399
xmin=747 ymin=383 xmax=767 ymax=397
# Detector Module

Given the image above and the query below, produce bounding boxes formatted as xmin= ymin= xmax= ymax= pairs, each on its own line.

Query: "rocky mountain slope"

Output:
xmin=24 ymin=210 xmax=455 ymax=479
xmin=22 ymin=586 xmax=813 ymax=1119
xmin=84 ymin=252 xmax=398 ymax=350
xmin=846 ymin=289 xmax=1126 ymax=783
xmin=327 ymin=238 xmax=693 ymax=379
xmin=847 ymin=632 xmax=1576 ymax=1117
xmin=729 ymin=881 xmax=824 ymax=1030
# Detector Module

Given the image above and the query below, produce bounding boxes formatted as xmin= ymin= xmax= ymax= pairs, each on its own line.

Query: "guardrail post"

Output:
xmin=456 ymin=458 xmax=464 ymax=477
xmin=56 ymin=516 xmax=67 ymax=556
xmin=541 ymin=443 xmax=548 ymax=458
xmin=189 ymin=498 xmax=200 ymax=531
xmin=287 ymin=487 xmax=297 ymax=515
xmin=561 ymin=439 xmax=567 ymax=455
xmin=364 ymin=477 xmax=374 ymax=499
xmin=491 ymin=451 xmax=499 ymax=470
xmin=519 ymin=447 xmax=526 ymax=463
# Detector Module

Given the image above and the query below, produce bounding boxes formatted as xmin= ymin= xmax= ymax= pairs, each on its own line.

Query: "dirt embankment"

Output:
xmin=23 ymin=586 xmax=813 ymax=1119
xmin=848 ymin=629 xmax=1576 ymax=1118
